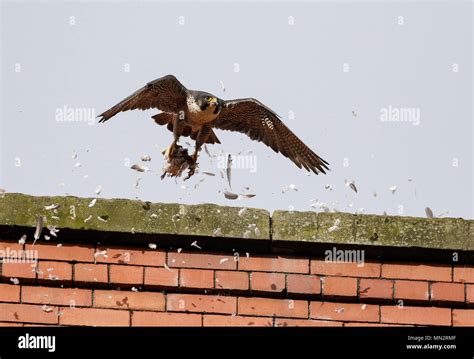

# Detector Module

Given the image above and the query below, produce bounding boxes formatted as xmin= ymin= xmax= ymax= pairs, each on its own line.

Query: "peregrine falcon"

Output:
xmin=98 ymin=75 xmax=329 ymax=176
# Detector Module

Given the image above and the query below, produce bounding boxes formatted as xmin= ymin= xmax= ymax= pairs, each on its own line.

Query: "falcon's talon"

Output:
xmin=185 ymin=162 xmax=198 ymax=180
xmin=162 ymin=141 xmax=177 ymax=158
xmin=183 ymin=152 xmax=199 ymax=180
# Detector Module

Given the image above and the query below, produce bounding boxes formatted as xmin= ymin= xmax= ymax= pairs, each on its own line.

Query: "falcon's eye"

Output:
xmin=206 ymin=96 xmax=212 ymax=102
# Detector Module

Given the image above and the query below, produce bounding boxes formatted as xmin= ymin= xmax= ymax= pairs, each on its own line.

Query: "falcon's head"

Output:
xmin=196 ymin=92 xmax=223 ymax=115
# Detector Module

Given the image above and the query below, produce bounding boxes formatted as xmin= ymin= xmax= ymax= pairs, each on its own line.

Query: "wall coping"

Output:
xmin=0 ymin=193 xmax=472 ymax=262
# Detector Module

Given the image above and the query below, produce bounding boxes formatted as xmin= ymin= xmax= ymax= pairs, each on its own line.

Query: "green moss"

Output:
xmin=272 ymin=209 xmax=473 ymax=251
xmin=356 ymin=215 xmax=473 ymax=250
xmin=1 ymin=193 xmax=472 ymax=252
xmin=0 ymin=193 xmax=270 ymax=240
xmin=271 ymin=210 xmax=318 ymax=241
xmin=272 ymin=211 xmax=355 ymax=243
xmin=315 ymin=212 xmax=356 ymax=243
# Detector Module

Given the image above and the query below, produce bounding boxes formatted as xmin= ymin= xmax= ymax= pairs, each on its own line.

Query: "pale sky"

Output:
xmin=1 ymin=0 xmax=472 ymax=219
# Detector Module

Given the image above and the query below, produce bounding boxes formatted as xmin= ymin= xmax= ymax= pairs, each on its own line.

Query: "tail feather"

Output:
xmin=152 ymin=112 xmax=171 ymax=125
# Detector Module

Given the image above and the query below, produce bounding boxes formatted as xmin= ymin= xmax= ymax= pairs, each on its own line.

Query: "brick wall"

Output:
xmin=1 ymin=240 xmax=473 ymax=327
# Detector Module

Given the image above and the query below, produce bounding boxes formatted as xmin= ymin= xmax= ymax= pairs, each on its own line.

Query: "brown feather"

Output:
xmin=153 ymin=113 xmax=221 ymax=145
xmin=212 ymin=98 xmax=329 ymax=174
xmin=98 ymin=75 xmax=188 ymax=123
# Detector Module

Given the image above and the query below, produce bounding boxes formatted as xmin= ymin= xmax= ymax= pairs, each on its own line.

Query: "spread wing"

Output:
xmin=98 ymin=75 xmax=188 ymax=123
xmin=212 ymin=98 xmax=329 ymax=174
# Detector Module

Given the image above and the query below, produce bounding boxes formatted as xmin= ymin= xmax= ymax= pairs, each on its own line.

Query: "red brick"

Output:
xmin=0 ymin=303 xmax=58 ymax=324
xmin=238 ymin=297 xmax=308 ymax=318
xmin=95 ymin=246 xmax=165 ymax=266
xmin=453 ymin=309 xmax=474 ymax=326
xmin=180 ymin=269 xmax=214 ymax=289
xmin=467 ymin=285 xmax=474 ymax=304
xmin=0 ymin=284 xmax=20 ymax=302
xmin=144 ymin=267 xmax=178 ymax=288
xmin=0 ymin=241 xmax=24 ymax=256
xmin=381 ymin=306 xmax=451 ymax=326
xmin=22 ymin=286 xmax=91 ymax=306
xmin=26 ymin=243 xmax=94 ymax=262
xmin=168 ymin=251 xmax=236 ymax=270
xmin=395 ymin=280 xmax=429 ymax=302
xmin=359 ymin=279 xmax=393 ymax=300
xmin=132 ymin=312 xmax=201 ymax=327
xmin=344 ymin=322 xmax=411 ymax=327
xmin=454 ymin=266 xmax=474 ymax=283
xmin=37 ymin=261 xmax=72 ymax=283
xmin=251 ymin=272 xmax=285 ymax=293
xmin=109 ymin=265 xmax=143 ymax=286
xmin=287 ymin=274 xmax=321 ymax=295
xmin=311 ymin=260 xmax=380 ymax=278
xmin=275 ymin=318 xmax=343 ymax=327
xmin=23 ymin=324 xmax=59 ymax=327
xmin=94 ymin=290 xmax=165 ymax=311
xmin=0 ymin=322 xmax=23 ymax=326
xmin=382 ymin=263 xmax=451 ymax=282
xmin=430 ymin=282 xmax=465 ymax=303
xmin=215 ymin=271 xmax=249 ymax=291
xmin=0 ymin=244 xmax=33 ymax=267
xmin=239 ymin=255 xmax=308 ymax=274
xmin=1 ymin=261 xmax=37 ymax=280
xmin=167 ymin=294 xmax=236 ymax=314
xmin=74 ymin=263 xmax=108 ymax=285
xmin=323 ymin=277 xmax=357 ymax=298
xmin=59 ymin=307 xmax=130 ymax=326
xmin=203 ymin=315 xmax=272 ymax=327
xmin=311 ymin=302 xmax=379 ymax=323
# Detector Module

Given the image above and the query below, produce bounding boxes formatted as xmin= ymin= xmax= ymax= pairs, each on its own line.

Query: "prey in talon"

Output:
xmin=161 ymin=144 xmax=196 ymax=180
xmin=98 ymin=74 xmax=329 ymax=180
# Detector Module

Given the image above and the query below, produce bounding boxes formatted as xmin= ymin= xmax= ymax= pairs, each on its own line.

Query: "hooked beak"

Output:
xmin=208 ymin=97 xmax=218 ymax=106
xmin=210 ymin=97 xmax=222 ymax=114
